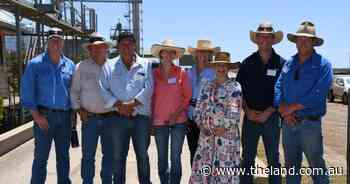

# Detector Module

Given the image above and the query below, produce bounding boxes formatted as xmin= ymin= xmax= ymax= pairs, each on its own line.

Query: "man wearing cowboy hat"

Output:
xmin=237 ymin=22 xmax=285 ymax=184
xmin=186 ymin=39 xmax=219 ymax=166
xmin=70 ymin=32 xmax=115 ymax=184
xmin=21 ymin=27 xmax=75 ymax=184
xmin=99 ymin=31 xmax=153 ymax=184
xmin=274 ymin=21 xmax=332 ymax=184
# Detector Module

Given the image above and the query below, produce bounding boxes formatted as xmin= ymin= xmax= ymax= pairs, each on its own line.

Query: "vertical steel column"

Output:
xmin=132 ymin=0 xmax=140 ymax=54
xmin=15 ymin=8 xmax=23 ymax=125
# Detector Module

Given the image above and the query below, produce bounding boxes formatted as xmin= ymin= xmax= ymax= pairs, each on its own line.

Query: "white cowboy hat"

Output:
xmin=287 ymin=21 xmax=324 ymax=46
xmin=82 ymin=32 xmax=111 ymax=51
xmin=151 ymin=39 xmax=185 ymax=58
xmin=250 ymin=21 xmax=283 ymax=45
xmin=187 ymin=39 xmax=220 ymax=55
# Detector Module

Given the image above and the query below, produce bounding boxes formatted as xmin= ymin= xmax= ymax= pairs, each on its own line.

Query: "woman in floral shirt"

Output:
xmin=189 ymin=52 xmax=242 ymax=184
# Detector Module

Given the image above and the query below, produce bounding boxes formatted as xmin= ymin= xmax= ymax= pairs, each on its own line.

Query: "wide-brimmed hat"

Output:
xmin=287 ymin=21 xmax=323 ymax=46
xmin=210 ymin=51 xmax=241 ymax=69
xmin=47 ymin=27 xmax=64 ymax=40
xmin=188 ymin=40 xmax=220 ymax=55
xmin=82 ymin=32 xmax=111 ymax=51
xmin=151 ymin=39 xmax=185 ymax=58
xmin=250 ymin=22 xmax=283 ymax=45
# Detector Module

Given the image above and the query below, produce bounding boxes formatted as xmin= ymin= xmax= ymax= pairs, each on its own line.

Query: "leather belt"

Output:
xmin=86 ymin=111 xmax=119 ymax=118
xmin=38 ymin=106 xmax=69 ymax=114
xmin=296 ymin=115 xmax=321 ymax=122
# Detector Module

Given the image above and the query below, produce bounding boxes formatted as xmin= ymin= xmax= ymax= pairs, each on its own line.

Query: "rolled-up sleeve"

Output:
xmin=134 ymin=62 xmax=154 ymax=106
xmin=70 ymin=62 xmax=82 ymax=110
xmin=296 ymin=62 xmax=333 ymax=109
xmin=20 ymin=61 xmax=37 ymax=110
xmin=99 ymin=62 xmax=117 ymax=109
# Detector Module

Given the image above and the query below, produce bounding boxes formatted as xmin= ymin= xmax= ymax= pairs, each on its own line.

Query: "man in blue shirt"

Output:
xmin=237 ymin=22 xmax=284 ymax=184
xmin=99 ymin=32 xmax=153 ymax=184
xmin=21 ymin=27 xmax=75 ymax=184
xmin=186 ymin=40 xmax=217 ymax=166
xmin=274 ymin=21 xmax=332 ymax=184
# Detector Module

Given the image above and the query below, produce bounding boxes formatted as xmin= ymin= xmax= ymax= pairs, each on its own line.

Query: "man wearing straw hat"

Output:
xmin=70 ymin=32 xmax=115 ymax=184
xmin=274 ymin=21 xmax=332 ymax=184
xmin=237 ymin=22 xmax=285 ymax=184
xmin=21 ymin=27 xmax=75 ymax=184
xmin=99 ymin=31 xmax=153 ymax=184
xmin=186 ymin=39 xmax=219 ymax=166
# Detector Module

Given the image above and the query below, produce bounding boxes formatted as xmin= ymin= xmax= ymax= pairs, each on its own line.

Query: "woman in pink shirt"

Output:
xmin=151 ymin=40 xmax=192 ymax=184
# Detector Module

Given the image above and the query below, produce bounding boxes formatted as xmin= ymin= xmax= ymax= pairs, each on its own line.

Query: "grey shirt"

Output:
xmin=70 ymin=58 xmax=113 ymax=113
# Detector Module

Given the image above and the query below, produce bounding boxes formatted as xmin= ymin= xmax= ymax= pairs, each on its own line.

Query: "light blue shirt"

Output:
xmin=187 ymin=66 xmax=216 ymax=120
xmin=20 ymin=52 xmax=75 ymax=110
xmin=99 ymin=55 xmax=154 ymax=116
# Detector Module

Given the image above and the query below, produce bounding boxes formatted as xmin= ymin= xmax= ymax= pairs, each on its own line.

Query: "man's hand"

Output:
xmin=78 ymin=109 xmax=89 ymax=122
xmin=32 ymin=111 xmax=49 ymax=132
xmin=284 ymin=113 xmax=297 ymax=126
xmin=245 ymin=108 xmax=262 ymax=123
xmin=254 ymin=107 xmax=275 ymax=123
xmin=115 ymin=99 xmax=140 ymax=117
xmin=279 ymin=102 xmax=304 ymax=117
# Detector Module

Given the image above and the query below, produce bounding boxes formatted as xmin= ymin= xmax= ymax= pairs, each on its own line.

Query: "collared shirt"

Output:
xmin=70 ymin=58 xmax=113 ymax=113
xmin=21 ymin=52 xmax=75 ymax=110
xmin=274 ymin=51 xmax=333 ymax=117
xmin=186 ymin=66 xmax=215 ymax=120
xmin=152 ymin=65 xmax=192 ymax=126
xmin=237 ymin=49 xmax=285 ymax=111
xmin=99 ymin=55 xmax=154 ymax=116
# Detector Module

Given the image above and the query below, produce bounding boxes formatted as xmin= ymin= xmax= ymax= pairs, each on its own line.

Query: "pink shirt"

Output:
xmin=152 ymin=65 xmax=192 ymax=126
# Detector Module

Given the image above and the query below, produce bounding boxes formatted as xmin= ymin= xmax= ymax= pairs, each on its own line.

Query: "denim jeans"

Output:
xmin=154 ymin=123 xmax=186 ymax=184
xmin=31 ymin=110 xmax=71 ymax=184
xmin=241 ymin=113 xmax=282 ymax=184
xmin=81 ymin=116 xmax=114 ymax=184
xmin=282 ymin=120 xmax=329 ymax=184
xmin=109 ymin=115 xmax=151 ymax=184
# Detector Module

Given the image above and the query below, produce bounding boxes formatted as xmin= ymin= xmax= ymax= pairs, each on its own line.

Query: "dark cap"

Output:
xmin=47 ymin=27 xmax=64 ymax=40
xmin=117 ymin=31 xmax=136 ymax=43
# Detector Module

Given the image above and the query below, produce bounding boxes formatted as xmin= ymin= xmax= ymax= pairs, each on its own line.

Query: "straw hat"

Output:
xmin=250 ymin=21 xmax=283 ymax=45
xmin=151 ymin=39 xmax=185 ymax=58
xmin=287 ymin=21 xmax=323 ymax=46
xmin=82 ymin=32 xmax=111 ymax=51
xmin=210 ymin=52 xmax=241 ymax=69
xmin=188 ymin=40 xmax=220 ymax=55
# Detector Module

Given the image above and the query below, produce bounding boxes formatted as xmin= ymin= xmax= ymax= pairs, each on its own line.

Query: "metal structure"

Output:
xmin=0 ymin=0 xmax=97 ymax=130
xmin=73 ymin=0 xmax=144 ymax=54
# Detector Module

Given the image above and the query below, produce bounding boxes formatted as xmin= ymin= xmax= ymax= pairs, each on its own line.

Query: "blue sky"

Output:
xmin=83 ymin=0 xmax=349 ymax=68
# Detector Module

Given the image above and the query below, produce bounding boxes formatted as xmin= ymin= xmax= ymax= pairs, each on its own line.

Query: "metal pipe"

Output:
xmin=15 ymin=7 xmax=23 ymax=126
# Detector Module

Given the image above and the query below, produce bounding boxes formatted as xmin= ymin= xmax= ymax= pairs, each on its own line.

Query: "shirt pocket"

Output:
xmin=61 ymin=70 xmax=73 ymax=87
xmin=130 ymin=71 xmax=147 ymax=90
xmin=82 ymin=72 xmax=98 ymax=90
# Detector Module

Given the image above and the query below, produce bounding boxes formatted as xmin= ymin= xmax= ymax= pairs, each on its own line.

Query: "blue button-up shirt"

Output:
xmin=99 ymin=55 xmax=154 ymax=116
xmin=274 ymin=51 xmax=333 ymax=117
xmin=21 ymin=52 xmax=75 ymax=111
xmin=187 ymin=66 xmax=215 ymax=120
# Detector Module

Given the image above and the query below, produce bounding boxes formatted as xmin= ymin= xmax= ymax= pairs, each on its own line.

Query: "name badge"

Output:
xmin=267 ymin=69 xmax=277 ymax=77
xmin=168 ymin=77 xmax=177 ymax=84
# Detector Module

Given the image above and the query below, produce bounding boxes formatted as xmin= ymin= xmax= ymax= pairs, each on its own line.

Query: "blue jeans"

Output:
xmin=109 ymin=115 xmax=151 ymax=184
xmin=81 ymin=117 xmax=114 ymax=184
xmin=154 ymin=123 xmax=186 ymax=184
xmin=31 ymin=111 xmax=71 ymax=184
xmin=241 ymin=113 xmax=282 ymax=184
xmin=282 ymin=120 xmax=329 ymax=184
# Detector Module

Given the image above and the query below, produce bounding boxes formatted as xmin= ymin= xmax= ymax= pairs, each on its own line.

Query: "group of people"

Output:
xmin=20 ymin=20 xmax=332 ymax=184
